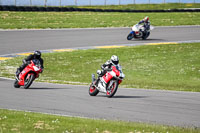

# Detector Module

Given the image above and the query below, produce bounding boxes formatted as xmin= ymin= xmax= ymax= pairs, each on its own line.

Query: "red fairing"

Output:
xmin=17 ymin=60 xmax=42 ymax=86
xmin=102 ymin=66 xmax=120 ymax=84
xmin=112 ymin=66 xmax=120 ymax=77
xmin=103 ymin=72 xmax=113 ymax=83
xmin=18 ymin=64 xmax=33 ymax=86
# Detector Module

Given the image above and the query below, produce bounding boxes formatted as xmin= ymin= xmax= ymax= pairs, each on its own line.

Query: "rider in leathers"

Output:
xmin=16 ymin=51 xmax=44 ymax=77
xmin=137 ymin=16 xmax=151 ymax=39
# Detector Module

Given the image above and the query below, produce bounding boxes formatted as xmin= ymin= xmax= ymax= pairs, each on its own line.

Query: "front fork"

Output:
xmin=107 ymin=80 xmax=114 ymax=90
xmin=91 ymin=74 xmax=100 ymax=87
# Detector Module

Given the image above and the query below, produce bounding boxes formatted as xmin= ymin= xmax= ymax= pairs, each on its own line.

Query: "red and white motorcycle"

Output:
xmin=14 ymin=59 xmax=43 ymax=89
xmin=89 ymin=65 xmax=125 ymax=98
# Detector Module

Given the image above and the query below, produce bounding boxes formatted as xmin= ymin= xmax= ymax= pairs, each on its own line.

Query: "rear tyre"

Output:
xmin=142 ymin=32 xmax=150 ymax=40
xmin=106 ymin=80 xmax=118 ymax=98
xmin=14 ymin=79 xmax=20 ymax=88
xmin=127 ymin=33 xmax=134 ymax=40
xmin=89 ymin=83 xmax=99 ymax=96
xmin=24 ymin=73 xmax=35 ymax=89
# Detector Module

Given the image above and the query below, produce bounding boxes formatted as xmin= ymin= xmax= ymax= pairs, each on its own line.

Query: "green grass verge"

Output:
xmin=0 ymin=11 xmax=200 ymax=29
xmin=77 ymin=3 xmax=200 ymax=10
xmin=0 ymin=109 xmax=199 ymax=133
xmin=0 ymin=43 xmax=200 ymax=92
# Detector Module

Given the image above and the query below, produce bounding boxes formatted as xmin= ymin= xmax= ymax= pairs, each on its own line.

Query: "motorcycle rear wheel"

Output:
xmin=89 ymin=83 xmax=99 ymax=96
xmin=24 ymin=73 xmax=35 ymax=89
xmin=106 ymin=80 xmax=118 ymax=98
xmin=142 ymin=32 xmax=150 ymax=40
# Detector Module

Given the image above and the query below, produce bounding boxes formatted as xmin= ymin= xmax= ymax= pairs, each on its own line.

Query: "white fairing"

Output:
xmin=150 ymin=25 xmax=154 ymax=30
xmin=98 ymin=77 xmax=107 ymax=93
xmin=132 ymin=24 xmax=139 ymax=31
xmin=132 ymin=24 xmax=154 ymax=32
xmin=110 ymin=71 xmax=116 ymax=77
xmin=120 ymin=73 xmax=125 ymax=79
xmin=33 ymin=66 xmax=40 ymax=71
xmin=132 ymin=24 xmax=144 ymax=32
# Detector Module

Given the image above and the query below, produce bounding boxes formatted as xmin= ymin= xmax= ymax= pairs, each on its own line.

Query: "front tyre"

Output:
xmin=127 ymin=33 xmax=134 ymax=40
xmin=24 ymin=73 xmax=35 ymax=89
xmin=89 ymin=83 xmax=99 ymax=96
xmin=106 ymin=80 xmax=118 ymax=98
xmin=14 ymin=79 xmax=20 ymax=88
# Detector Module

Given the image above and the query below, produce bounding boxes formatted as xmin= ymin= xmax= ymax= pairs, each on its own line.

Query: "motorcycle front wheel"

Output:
xmin=24 ymin=73 xmax=35 ymax=89
xmin=106 ymin=80 xmax=118 ymax=98
xmin=14 ymin=79 xmax=20 ymax=88
xmin=127 ymin=33 xmax=134 ymax=40
xmin=89 ymin=82 xmax=99 ymax=96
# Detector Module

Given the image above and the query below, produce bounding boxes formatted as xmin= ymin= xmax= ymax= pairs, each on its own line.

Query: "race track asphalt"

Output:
xmin=0 ymin=26 xmax=200 ymax=127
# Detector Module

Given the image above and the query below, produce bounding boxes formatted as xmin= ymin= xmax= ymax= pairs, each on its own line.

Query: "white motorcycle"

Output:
xmin=127 ymin=24 xmax=154 ymax=40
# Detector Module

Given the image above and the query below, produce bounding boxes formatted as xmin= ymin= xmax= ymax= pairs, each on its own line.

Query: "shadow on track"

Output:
xmin=128 ymin=38 xmax=165 ymax=42
xmin=113 ymin=95 xmax=149 ymax=99
xmin=97 ymin=95 xmax=148 ymax=99
xmin=26 ymin=87 xmax=68 ymax=90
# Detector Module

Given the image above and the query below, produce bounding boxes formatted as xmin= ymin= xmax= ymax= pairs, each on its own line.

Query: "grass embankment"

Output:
xmin=0 ymin=43 xmax=200 ymax=92
xmin=0 ymin=11 xmax=200 ymax=29
xmin=78 ymin=3 xmax=200 ymax=10
xmin=0 ymin=109 xmax=199 ymax=133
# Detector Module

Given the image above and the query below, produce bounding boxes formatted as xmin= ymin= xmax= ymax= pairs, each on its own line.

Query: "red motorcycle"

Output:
xmin=14 ymin=59 xmax=43 ymax=89
xmin=89 ymin=65 xmax=125 ymax=98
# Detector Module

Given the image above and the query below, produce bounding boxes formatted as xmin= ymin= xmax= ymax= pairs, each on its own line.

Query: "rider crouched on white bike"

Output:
xmin=16 ymin=51 xmax=44 ymax=77
xmin=96 ymin=55 xmax=120 ymax=87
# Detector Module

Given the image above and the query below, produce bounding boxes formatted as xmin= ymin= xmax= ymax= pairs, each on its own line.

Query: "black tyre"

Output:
xmin=106 ymin=80 xmax=118 ymax=98
xmin=24 ymin=73 xmax=35 ymax=89
xmin=89 ymin=83 xmax=99 ymax=96
xmin=127 ymin=33 xmax=134 ymax=40
xmin=14 ymin=79 xmax=20 ymax=88
xmin=142 ymin=32 xmax=150 ymax=40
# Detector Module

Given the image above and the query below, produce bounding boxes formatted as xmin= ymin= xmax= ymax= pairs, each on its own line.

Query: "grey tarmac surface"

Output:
xmin=0 ymin=26 xmax=200 ymax=55
xmin=0 ymin=26 xmax=200 ymax=127
xmin=0 ymin=78 xmax=200 ymax=127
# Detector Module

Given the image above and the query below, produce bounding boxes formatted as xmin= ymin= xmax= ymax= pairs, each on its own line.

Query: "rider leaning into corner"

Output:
xmin=96 ymin=55 xmax=121 ymax=90
xmin=16 ymin=50 xmax=44 ymax=77
xmin=137 ymin=16 xmax=151 ymax=38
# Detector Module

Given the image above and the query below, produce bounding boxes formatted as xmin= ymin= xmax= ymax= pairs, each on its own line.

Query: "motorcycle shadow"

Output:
xmin=26 ymin=87 xmax=67 ymax=90
xmin=113 ymin=95 xmax=149 ymax=99
xmin=97 ymin=95 xmax=148 ymax=99
xmin=128 ymin=38 xmax=165 ymax=41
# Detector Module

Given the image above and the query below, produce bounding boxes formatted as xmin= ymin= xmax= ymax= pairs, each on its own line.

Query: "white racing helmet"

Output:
xmin=111 ymin=55 xmax=119 ymax=65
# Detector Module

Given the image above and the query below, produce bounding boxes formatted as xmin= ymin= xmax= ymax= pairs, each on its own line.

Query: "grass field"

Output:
xmin=77 ymin=3 xmax=200 ymax=10
xmin=0 ymin=109 xmax=199 ymax=133
xmin=0 ymin=11 xmax=200 ymax=29
xmin=0 ymin=43 xmax=199 ymax=92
